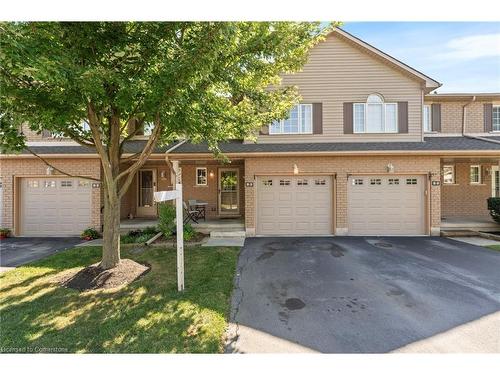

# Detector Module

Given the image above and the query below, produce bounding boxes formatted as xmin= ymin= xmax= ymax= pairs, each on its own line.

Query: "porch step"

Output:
xmin=210 ymin=230 xmax=246 ymax=238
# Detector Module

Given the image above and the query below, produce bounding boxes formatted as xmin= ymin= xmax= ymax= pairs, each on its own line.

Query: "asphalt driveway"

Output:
xmin=0 ymin=237 xmax=83 ymax=268
xmin=226 ymin=237 xmax=500 ymax=353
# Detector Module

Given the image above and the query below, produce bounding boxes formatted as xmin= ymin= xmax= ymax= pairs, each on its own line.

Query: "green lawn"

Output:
xmin=0 ymin=245 xmax=239 ymax=353
xmin=486 ymin=245 xmax=500 ymax=252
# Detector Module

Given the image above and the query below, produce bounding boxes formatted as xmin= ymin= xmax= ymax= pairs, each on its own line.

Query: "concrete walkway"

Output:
xmin=448 ymin=236 xmax=500 ymax=247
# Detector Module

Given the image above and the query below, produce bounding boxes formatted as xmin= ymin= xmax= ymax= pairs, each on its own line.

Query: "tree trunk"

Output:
xmin=100 ymin=182 xmax=121 ymax=269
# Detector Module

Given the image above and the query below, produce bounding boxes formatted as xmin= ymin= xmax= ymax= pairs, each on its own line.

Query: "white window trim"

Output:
xmin=442 ymin=165 xmax=455 ymax=185
xmin=269 ymin=104 xmax=313 ymax=135
xmin=492 ymin=105 xmax=500 ymax=132
xmin=196 ymin=167 xmax=207 ymax=186
xmin=353 ymin=102 xmax=398 ymax=134
xmin=470 ymin=165 xmax=482 ymax=185
xmin=423 ymin=104 xmax=432 ymax=133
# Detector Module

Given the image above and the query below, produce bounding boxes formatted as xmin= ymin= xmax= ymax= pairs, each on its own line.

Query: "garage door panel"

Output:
xmin=21 ymin=178 xmax=92 ymax=236
xmin=257 ymin=176 xmax=332 ymax=236
xmin=348 ymin=175 xmax=425 ymax=235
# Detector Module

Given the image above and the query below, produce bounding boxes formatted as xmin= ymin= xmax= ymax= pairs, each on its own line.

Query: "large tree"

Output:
xmin=0 ymin=22 xmax=332 ymax=269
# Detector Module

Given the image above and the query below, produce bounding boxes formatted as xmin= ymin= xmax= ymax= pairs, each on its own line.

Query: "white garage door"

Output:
xmin=256 ymin=176 xmax=332 ymax=235
xmin=21 ymin=177 xmax=92 ymax=236
xmin=348 ymin=175 xmax=425 ymax=235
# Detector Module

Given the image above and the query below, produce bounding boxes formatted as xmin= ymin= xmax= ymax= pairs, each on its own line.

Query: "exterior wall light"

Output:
xmin=293 ymin=164 xmax=299 ymax=175
xmin=386 ymin=163 xmax=395 ymax=173
xmin=209 ymin=170 xmax=215 ymax=178
xmin=46 ymin=166 xmax=54 ymax=175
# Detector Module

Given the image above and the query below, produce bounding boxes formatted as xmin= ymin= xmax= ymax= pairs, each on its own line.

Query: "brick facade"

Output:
xmin=243 ymin=155 xmax=442 ymax=236
xmin=441 ymin=162 xmax=496 ymax=219
xmin=0 ymin=157 xmax=101 ymax=234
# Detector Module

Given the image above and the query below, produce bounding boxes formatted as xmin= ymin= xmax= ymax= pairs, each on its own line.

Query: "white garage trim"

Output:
xmin=17 ymin=176 xmax=95 ymax=237
xmin=347 ymin=173 xmax=428 ymax=236
xmin=255 ymin=175 xmax=335 ymax=236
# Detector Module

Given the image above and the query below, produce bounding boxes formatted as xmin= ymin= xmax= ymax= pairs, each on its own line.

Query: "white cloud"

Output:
xmin=436 ymin=33 xmax=500 ymax=61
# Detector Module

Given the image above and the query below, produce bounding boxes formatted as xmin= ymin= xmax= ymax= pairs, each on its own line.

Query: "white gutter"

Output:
xmin=462 ymin=95 xmax=476 ymax=135
xmin=464 ymin=134 xmax=500 ymax=145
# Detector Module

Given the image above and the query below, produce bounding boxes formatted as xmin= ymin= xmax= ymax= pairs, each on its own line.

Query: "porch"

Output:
xmin=120 ymin=217 xmax=245 ymax=235
xmin=441 ymin=216 xmax=500 ymax=233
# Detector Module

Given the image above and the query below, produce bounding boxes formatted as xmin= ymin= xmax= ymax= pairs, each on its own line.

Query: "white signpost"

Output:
xmin=154 ymin=178 xmax=184 ymax=292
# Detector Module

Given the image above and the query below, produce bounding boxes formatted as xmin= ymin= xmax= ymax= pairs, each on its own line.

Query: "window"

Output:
xmin=388 ymin=178 xmax=400 ymax=185
xmin=262 ymin=179 xmax=273 ymax=186
xmin=60 ymin=180 xmax=73 ymax=188
xmin=406 ymin=178 xmax=418 ymax=185
xmin=297 ymin=179 xmax=308 ymax=186
xmin=370 ymin=178 xmax=382 ymax=185
xmin=196 ymin=168 xmax=207 ymax=186
xmin=493 ymin=106 xmax=500 ymax=132
xmin=315 ymin=179 xmax=326 ymax=186
xmin=279 ymin=179 xmax=291 ymax=186
xmin=270 ymin=104 xmax=313 ymax=134
xmin=443 ymin=165 xmax=455 ymax=184
xmin=470 ymin=165 xmax=481 ymax=184
xmin=423 ymin=105 xmax=432 ymax=132
xmin=353 ymin=178 xmax=364 ymax=185
xmin=353 ymin=94 xmax=398 ymax=133
xmin=44 ymin=180 xmax=56 ymax=188
xmin=78 ymin=180 xmax=90 ymax=188
xmin=27 ymin=180 xmax=39 ymax=188
xmin=143 ymin=122 xmax=154 ymax=136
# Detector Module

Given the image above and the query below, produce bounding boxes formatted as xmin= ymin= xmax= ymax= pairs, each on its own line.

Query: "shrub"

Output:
xmin=81 ymin=227 xmax=99 ymax=240
xmin=142 ymin=226 xmax=158 ymax=235
xmin=183 ymin=223 xmax=196 ymax=241
xmin=158 ymin=203 xmax=176 ymax=237
xmin=0 ymin=227 xmax=11 ymax=238
xmin=487 ymin=197 xmax=500 ymax=223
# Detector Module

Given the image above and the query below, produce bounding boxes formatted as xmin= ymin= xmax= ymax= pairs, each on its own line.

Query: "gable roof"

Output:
xmin=331 ymin=27 xmax=441 ymax=92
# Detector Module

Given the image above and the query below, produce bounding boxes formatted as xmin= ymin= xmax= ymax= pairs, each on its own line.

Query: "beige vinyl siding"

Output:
xmin=257 ymin=33 xmax=423 ymax=143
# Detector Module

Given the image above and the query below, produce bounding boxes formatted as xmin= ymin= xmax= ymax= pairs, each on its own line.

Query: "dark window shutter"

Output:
xmin=343 ymin=102 xmax=353 ymax=134
xmin=431 ymin=103 xmax=441 ymax=132
xmin=397 ymin=102 xmax=408 ymax=133
xmin=259 ymin=125 xmax=269 ymax=135
xmin=484 ymin=103 xmax=493 ymax=132
xmin=312 ymin=103 xmax=323 ymax=134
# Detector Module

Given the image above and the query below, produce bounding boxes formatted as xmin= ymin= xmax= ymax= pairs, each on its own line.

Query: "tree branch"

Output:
xmin=117 ymin=113 xmax=163 ymax=198
xmin=25 ymin=147 xmax=100 ymax=181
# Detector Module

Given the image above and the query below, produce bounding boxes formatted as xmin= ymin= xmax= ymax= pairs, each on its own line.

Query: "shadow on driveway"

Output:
xmin=226 ymin=236 xmax=500 ymax=353
xmin=0 ymin=237 xmax=83 ymax=267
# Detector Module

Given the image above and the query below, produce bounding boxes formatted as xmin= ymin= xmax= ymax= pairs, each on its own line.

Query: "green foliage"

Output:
xmin=0 ymin=227 xmax=12 ymax=236
xmin=183 ymin=223 xmax=196 ymax=241
xmin=121 ymin=228 xmax=158 ymax=244
xmin=158 ymin=203 xmax=176 ymax=237
xmin=0 ymin=22 xmax=334 ymax=154
xmin=487 ymin=197 xmax=500 ymax=223
xmin=81 ymin=227 xmax=100 ymax=240
xmin=0 ymin=245 xmax=239 ymax=352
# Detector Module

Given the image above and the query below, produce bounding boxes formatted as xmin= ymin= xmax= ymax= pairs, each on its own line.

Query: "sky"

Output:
xmin=341 ymin=22 xmax=500 ymax=93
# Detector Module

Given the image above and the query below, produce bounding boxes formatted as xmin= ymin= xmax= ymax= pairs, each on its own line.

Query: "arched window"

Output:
xmin=354 ymin=93 xmax=398 ymax=133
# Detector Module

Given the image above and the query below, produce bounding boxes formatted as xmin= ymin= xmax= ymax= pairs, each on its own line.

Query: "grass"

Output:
xmin=486 ymin=245 xmax=500 ymax=252
xmin=0 ymin=245 xmax=239 ymax=353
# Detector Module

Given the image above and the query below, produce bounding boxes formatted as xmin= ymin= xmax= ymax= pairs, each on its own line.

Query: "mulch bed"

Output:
xmin=58 ymin=259 xmax=150 ymax=292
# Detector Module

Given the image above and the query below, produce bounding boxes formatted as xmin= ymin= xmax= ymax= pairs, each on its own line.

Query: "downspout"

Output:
xmin=461 ymin=95 xmax=476 ymax=135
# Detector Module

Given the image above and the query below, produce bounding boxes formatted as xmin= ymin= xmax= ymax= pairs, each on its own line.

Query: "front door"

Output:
xmin=137 ymin=169 xmax=157 ymax=217
xmin=219 ymin=168 xmax=239 ymax=215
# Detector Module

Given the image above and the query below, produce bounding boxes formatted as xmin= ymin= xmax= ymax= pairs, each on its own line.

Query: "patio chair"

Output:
xmin=183 ymin=201 xmax=199 ymax=224
xmin=188 ymin=199 xmax=206 ymax=221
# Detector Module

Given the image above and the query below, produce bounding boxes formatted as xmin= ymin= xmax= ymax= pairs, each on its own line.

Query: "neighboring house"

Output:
xmin=1 ymin=27 xmax=499 ymax=237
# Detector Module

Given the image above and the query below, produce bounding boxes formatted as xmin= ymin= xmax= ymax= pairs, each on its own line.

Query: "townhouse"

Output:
xmin=1 ymin=27 xmax=499 ymax=237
